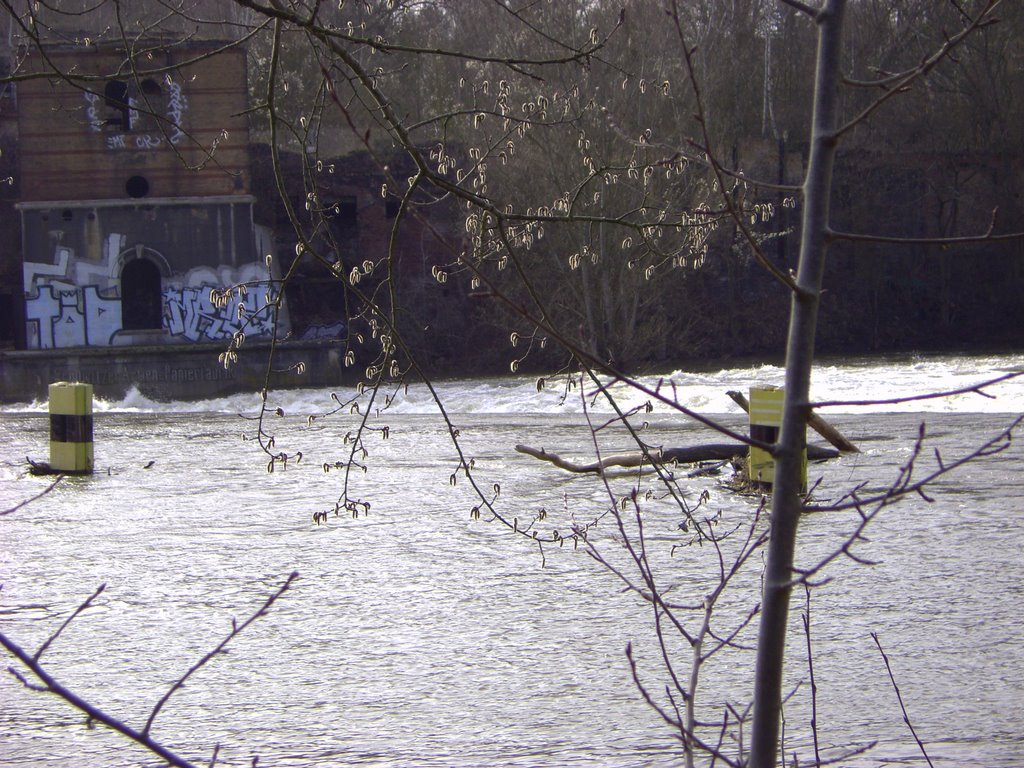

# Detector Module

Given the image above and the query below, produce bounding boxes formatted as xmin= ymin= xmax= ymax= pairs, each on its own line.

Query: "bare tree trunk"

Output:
xmin=749 ymin=2 xmax=846 ymax=767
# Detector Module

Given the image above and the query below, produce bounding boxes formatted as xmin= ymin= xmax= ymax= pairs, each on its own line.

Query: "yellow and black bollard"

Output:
xmin=747 ymin=386 xmax=805 ymax=489
xmin=49 ymin=382 xmax=94 ymax=474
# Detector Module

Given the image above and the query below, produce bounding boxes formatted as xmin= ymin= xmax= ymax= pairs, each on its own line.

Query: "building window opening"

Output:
xmin=335 ymin=196 xmax=359 ymax=227
xmin=104 ymin=80 xmax=131 ymax=130
xmin=125 ymin=175 xmax=150 ymax=198
xmin=141 ymin=79 xmax=162 ymax=98
xmin=137 ymin=79 xmax=163 ymax=131
xmin=326 ymin=195 xmax=360 ymax=248
xmin=121 ymin=258 xmax=163 ymax=330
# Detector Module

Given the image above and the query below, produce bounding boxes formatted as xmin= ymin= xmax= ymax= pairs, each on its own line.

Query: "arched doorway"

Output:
xmin=121 ymin=258 xmax=163 ymax=330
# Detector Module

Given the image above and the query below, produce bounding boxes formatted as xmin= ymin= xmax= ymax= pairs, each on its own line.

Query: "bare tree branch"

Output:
xmin=834 ymin=1 xmax=1002 ymax=140
xmin=777 ymin=0 xmax=820 ymax=16
xmin=143 ymin=571 xmax=299 ymax=737
xmin=33 ymin=584 xmax=105 ymax=663
xmin=828 ymin=209 xmax=1024 ymax=246
xmin=1 ymin=572 xmax=300 ymax=767
xmin=872 ymin=632 xmax=936 ymax=768
xmin=1 ymin=629 xmax=203 ymax=768
xmin=1 ymin=475 xmax=64 ymax=517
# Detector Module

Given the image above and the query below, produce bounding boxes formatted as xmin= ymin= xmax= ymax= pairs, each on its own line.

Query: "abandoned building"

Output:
xmin=12 ymin=39 xmax=282 ymax=351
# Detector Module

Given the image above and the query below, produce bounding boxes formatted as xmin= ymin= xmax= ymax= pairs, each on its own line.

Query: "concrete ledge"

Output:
xmin=0 ymin=341 xmax=349 ymax=403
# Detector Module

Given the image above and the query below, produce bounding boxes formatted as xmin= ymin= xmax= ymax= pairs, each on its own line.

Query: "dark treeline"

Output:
xmin=4 ymin=1 xmax=1023 ymax=370
xmin=245 ymin=0 xmax=1024 ymax=373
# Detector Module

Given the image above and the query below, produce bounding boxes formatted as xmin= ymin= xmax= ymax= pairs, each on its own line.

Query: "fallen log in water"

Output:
xmin=726 ymin=390 xmax=860 ymax=453
xmin=515 ymin=443 xmax=839 ymax=474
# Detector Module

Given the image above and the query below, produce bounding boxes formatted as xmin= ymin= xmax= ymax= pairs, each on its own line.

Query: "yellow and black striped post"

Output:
xmin=49 ymin=382 xmax=94 ymax=474
xmin=748 ymin=386 xmax=805 ymax=489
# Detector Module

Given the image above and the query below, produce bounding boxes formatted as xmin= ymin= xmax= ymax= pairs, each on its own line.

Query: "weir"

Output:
xmin=0 ymin=340 xmax=349 ymax=403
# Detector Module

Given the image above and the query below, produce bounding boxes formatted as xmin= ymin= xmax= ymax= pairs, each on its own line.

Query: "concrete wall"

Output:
xmin=0 ymin=341 xmax=348 ymax=403
xmin=19 ymin=200 xmax=282 ymax=350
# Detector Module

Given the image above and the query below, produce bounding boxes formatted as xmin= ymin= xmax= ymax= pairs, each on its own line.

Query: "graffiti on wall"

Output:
xmin=24 ymin=282 xmax=276 ymax=349
xmin=83 ymin=75 xmax=190 ymax=151
xmin=24 ymin=284 xmax=122 ymax=349
xmin=164 ymin=283 xmax=276 ymax=343
xmin=24 ymin=279 xmax=277 ymax=349
xmin=166 ymin=79 xmax=187 ymax=145
xmin=24 ymin=241 xmax=277 ymax=349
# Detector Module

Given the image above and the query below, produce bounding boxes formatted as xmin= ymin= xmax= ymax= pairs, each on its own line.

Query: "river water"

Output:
xmin=1 ymin=353 xmax=1022 ymax=767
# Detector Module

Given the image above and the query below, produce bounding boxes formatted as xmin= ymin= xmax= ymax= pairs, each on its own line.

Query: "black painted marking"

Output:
xmin=50 ymin=414 xmax=94 ymax=443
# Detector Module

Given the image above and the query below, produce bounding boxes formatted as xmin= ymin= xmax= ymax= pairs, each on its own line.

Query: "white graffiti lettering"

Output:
xmin=136 ymin=134 xmax=163 ymax=150
xmin=24 ymin=282 xmax=275 ymax=349
xmin=165 ymin=78 xmax=188 ymax=145
xmin=90 ymin=77 xmax=189 ymax=150
xmin=104 ymin=132 xmax=167 ymax=152
xmin=128 ymin=97 xmax=139 ymax=132
xmin=24 ymin=285 xmax=121 ymax=349
xmin=164 ymin=285 xmax=275 ymax=343
xmin=23 ymin=250 xmax=72 ymax=294
xmin=300 ymin=322 xmax=346 ymax=340
xmin=83 ymin=91 xmax=102 ymax=132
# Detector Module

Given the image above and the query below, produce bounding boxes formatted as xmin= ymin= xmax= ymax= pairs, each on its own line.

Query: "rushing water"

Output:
xmin=1 ymin=353 xmax=1023 ymax=767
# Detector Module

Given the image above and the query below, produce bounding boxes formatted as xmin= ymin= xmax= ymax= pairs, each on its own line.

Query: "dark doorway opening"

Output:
xmin=121 ymin=259 xmax=163 ymax=330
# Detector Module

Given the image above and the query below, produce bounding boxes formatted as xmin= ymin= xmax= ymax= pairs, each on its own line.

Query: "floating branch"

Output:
xmin=516 ymin=443 xmax=838 ymax=475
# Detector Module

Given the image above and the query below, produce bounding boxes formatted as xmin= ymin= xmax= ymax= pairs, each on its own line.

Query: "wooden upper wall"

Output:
xmin=17 ymin=41 xmax=251 ymax=202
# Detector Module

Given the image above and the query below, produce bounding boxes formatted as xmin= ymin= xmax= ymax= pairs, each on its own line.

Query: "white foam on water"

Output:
xmin=2 ymin=353 xmax=1022 ymax=416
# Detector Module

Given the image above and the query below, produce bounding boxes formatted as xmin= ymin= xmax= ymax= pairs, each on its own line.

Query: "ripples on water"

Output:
xmin=1 ymin=355 xmax=1023 ymax=767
